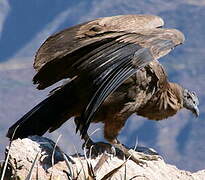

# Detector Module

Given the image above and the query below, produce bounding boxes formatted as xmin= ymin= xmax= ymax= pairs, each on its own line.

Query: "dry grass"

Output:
xmin=0 ymin=128 xmax=140 ymax=180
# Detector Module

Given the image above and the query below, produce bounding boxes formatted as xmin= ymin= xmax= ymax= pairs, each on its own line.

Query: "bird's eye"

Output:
xmin=192 ymin=92 xmax=196 ymax=96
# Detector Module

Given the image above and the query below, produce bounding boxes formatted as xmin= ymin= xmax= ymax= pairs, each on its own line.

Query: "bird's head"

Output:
xmin=182 ymin=89 xmax=199 ymax=117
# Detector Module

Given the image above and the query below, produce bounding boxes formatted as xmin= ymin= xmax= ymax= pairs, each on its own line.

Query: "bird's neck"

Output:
xmin=159 ymin=82 xmax=183 ymax=112
xmin=137 ymin=82 xmax=183 ymax=120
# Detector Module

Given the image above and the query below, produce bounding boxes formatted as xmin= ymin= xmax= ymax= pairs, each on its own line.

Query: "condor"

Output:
xmin=7 ymin=14 xmax=199 ymax=163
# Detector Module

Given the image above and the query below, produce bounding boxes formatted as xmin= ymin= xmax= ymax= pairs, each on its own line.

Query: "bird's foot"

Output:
xmin=83 ymin=141 xmax=117 ymax=158
xmin=127 ymin=149 xmax=161 ymax=166
xmin=112 ymin=141 xmax=161 ymax=166
xmin=82 ymin=135 xmax=161 ymax=166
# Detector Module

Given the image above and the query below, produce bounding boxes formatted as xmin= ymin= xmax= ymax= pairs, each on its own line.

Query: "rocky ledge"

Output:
xmin=0 ymin=136 xmax=204 ymax=180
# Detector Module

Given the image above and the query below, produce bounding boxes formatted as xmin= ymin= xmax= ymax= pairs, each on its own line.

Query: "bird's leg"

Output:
xmin=83 ymin=132 xmax=117 ymax=155
xmin=104 ymin=125 xmax=147 ymax=165
xmin=104 ymin=117 xmax=160 ymax=165
xmin=110 ymin=139 xmax=160 ymax=166
xmin=110 ymin=139 xmax=145 ymax=165
xmin=74 ymin=117 xmax=115 ymax=156
xmin=81 ymin=131 xmax=117 ymax=157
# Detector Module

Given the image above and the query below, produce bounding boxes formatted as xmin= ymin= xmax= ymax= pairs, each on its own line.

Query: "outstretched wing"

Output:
xmin=77 ymin=30 xmax=184 ymax=136
xmin=33 ymin=15 xmax=185 ymax=136
xmin=33 ymin=14 xmax=165 ymax=89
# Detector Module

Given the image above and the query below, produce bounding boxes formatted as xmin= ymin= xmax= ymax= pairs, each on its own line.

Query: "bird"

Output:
xmin=7 ymin=14 xmax=199 ymax=163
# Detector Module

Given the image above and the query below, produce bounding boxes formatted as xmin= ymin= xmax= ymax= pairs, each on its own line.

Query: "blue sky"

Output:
xmin=0 ymin=0 xmax=205 ymax=172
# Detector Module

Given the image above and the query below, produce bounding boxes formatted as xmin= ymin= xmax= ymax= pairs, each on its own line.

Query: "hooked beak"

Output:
xmin=192 ymin=105 xmax=199 ymax=117
xmin=182 ymin=89 xmax=199 ymax=118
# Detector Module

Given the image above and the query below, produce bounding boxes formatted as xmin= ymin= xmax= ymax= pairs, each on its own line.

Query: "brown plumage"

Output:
xmin=7 ymin=15 xmax=199 ymax=154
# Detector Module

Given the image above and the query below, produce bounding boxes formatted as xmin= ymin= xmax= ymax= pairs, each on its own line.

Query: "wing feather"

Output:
xmin=31 ymin=15 xmax=185 ymax=136
xmin=79 ymin=48 xmax=154 ymax=136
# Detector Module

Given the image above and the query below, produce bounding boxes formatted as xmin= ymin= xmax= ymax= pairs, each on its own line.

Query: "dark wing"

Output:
xmin=77 ymin=30 xmax=184 ymax=136
xmin=78 ymin=46 xmax=153 ymax=136
xmin=32 ymin=15 xmax=185 ymax=136
xmin=33 ymin=14 xmax=164 ymax=89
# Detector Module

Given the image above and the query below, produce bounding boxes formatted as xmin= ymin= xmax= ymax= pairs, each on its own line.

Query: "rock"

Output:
xmin=1 ymin=136 xmax=205 ymax=180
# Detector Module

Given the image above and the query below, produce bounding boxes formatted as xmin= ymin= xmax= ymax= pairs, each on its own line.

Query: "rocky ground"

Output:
xmin=1 ymin=136 xmax=205 ymax=180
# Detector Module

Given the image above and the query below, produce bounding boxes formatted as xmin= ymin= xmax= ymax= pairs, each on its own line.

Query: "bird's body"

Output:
xmin=7 ymin=15 xmax=199 ymax=153
xmin=87 ymin=61 xmax=183 ymax=141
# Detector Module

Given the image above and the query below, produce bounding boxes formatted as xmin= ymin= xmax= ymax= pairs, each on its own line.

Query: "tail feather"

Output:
xmin=7 ymin=82 xmax=77 ymax=140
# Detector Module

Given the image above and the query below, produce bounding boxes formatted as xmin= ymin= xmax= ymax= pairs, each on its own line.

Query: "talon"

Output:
xmin=111 ymin=139 xmax=161 ymax=166
xmin=129 ymin=155 xmax=147 ymax=167
xmin=85 ymin=141 xmax=115 ymax=157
